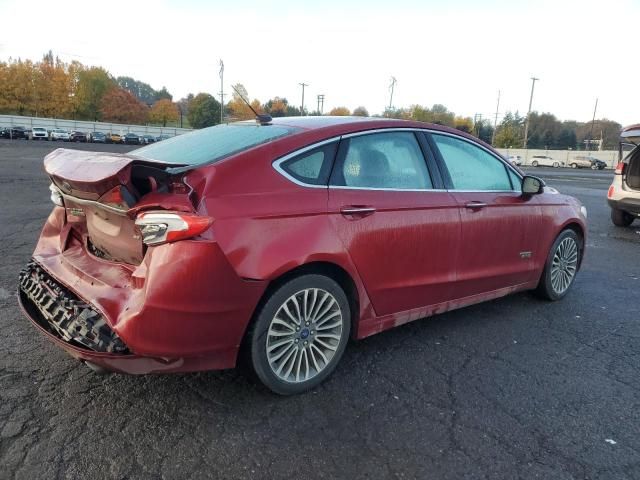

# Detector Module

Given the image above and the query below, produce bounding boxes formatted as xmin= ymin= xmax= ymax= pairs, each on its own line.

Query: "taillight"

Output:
xmin=99 ymin=185 xmax=136 ymax=210
xmin=135 ymin=211 xmax=213 ymax=245
xmin=49 ymin=183 xmax=64 ymax=207
xmin=608 ymin=186 xmax=615 ymax=198
xmin=615 ymin=162 xmax=626 ymax=175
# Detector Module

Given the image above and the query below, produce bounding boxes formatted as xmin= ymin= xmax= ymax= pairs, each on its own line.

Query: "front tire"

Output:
xmin=570 ymin=163 xmax=578 ymax=169
xmin=536 ymin=229 xmax=581 ymax=301
xmin=553 ymin=162 xmax=560 ymax=168
xmin=531 ymin=160 xmax=539 ymax=167
xmin=247 ymin=274 xmax=351 ymax=395
xmin=611 ymin=208 xmax=634 ymax=227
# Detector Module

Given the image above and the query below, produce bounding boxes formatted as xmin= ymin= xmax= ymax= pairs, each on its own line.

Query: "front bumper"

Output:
xmin=18 ymin=207 xmax=268 ymax=374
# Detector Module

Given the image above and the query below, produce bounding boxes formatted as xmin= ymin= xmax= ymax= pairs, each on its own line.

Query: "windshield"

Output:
xmin=131 ymin=123 xmax=300 ymax=166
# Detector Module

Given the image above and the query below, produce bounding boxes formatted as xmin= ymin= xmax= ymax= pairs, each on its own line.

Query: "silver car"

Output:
xmin=608 ymin=124 xmax=640 ymax=226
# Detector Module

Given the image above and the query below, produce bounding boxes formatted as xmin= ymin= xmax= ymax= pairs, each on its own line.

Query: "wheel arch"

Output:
xmin=560 ymin=221 xmax=586 ymax=269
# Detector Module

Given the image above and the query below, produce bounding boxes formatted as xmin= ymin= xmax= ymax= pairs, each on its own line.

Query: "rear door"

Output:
xmin=428 ymin=132 xmax=542 ymax=299
xmin=328 ymin=130 xmax=460 ymax=316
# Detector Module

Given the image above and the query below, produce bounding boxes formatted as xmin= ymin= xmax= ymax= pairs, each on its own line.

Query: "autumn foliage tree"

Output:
xmin=149 ymin=99 xmax=179 ymax=126
xmin=227 ymin=83 xmax=263 ymax=120
xmin=352 ymin=106 xmax=369 ymax=116
xmin=329 ymin=106 xmax=350 ymax=116
xmin=100 ymin=88 xmax=148 ymax=124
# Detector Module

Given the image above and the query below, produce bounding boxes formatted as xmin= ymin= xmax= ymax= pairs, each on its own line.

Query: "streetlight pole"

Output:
xmin=219 ymin=60 xmax=224 ymax=124
xmin=523 ymin=76 xmax=539 ymax=148
xmin=587 ymin=97 xmax=598 ymax=152
xmin=491 ymin=90 xmax=500 ymax=145
xmin=299 ymin=83 xmax=308 ymax=116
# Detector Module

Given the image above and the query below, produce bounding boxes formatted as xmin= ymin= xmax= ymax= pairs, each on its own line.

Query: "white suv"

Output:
xmin=608 ymin=124 xmax=640 ymax=227
xmin=30 ymin=127 xmax=48 ymax=140
xmin=530 ymin=155 xmax=563 ymax=167
xmin=50 ymin=128 xmax=70 ymax=141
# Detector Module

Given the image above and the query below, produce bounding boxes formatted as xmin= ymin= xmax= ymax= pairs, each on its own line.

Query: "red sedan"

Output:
xmin=19 ymin=116 xmax=587 ymax=394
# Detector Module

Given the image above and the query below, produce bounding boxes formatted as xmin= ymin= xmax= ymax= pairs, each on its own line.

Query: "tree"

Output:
xmin=100 ymin=87 xmax=148 ymax=124
xmin=155 ymin=86 xmax=172 ymax=101
xmin=149 ymin=99 xmax=179 ymax=127
xmin=352 ymin=106 xmax=369 ymax=117
xmin=494 ymin=112 xmax=524 ymax=148
xmin=75 ymin=67 xmax=114 ymax=120
xmin=454 ymin=116 xmax=473 ymax=133
xmin=264 ymin=97 xmax=301 ymax=117
xmin=329 ymin=106 xmax=350 ymax=116
xmin=187 ymin=93 xmax=221 ymax=128
xmin=227 ymin=83 xmax=263 ymax=120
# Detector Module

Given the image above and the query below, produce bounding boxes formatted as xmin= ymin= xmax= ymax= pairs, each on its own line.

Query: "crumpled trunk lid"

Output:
xmin=45 ymin=148 xmax=192 ymax=264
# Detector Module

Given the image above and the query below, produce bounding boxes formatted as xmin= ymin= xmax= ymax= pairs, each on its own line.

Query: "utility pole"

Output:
xmin=523 ymin=76 xmax=539 ymax=148
xmin=219 ymin=60 xmax=224 ymax=123
xmin=299 ymin=83 xmax=308 ymax=116
xmin=587 ymin=97 xmax=598 ymax=152
xmin=491 ymin=90 xmax=501 ymax=145
xmin=388 ymin=76 xmax=397 ymax=111
xmin=317 ymin=94 xmax=325 ymax=115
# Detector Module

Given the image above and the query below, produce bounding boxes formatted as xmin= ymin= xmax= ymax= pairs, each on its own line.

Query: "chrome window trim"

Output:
xmin=272 ymin=127 xmax=523 ymax=193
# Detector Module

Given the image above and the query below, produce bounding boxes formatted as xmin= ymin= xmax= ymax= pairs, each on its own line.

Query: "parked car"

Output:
xmin=530 ymin=155 xmax=563 ymax=167
xmin=0 ymin=126 xmax=29 ymax=139
xmin=90 ymin=132 xmax=106 ymax=143
xmin=69 ymin=131 xmax=88 ymax=142
xmin=50 ymin=129 xmax=71 ymax=142
xmin=30 ymin=127 xmax=49 ymax=141
xmin=507 ymin=155 xmax=523 ymax=166
xmin=18 ymin=116 xmax=587 ymax=395
xmin=123 ymin=133 xmax=142 ymax=145
xmin=568 ymin=155 xmax=605 ymax=169
xmin=141 ymin=134 xmax=156 ymax=145
xmin=155 ymin=134 xmax=171 ymax=142
xmin=608 ymin=123 xmax=640 ymax=227
xmin=106 ymin=133 xmax=122 ymax=144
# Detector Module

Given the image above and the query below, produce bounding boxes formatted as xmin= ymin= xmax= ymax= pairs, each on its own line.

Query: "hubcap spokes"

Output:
xmin=550 ymin=237 xmax=578 ymax=295
xmin=266 ymin=288 xmax=343 ymax=383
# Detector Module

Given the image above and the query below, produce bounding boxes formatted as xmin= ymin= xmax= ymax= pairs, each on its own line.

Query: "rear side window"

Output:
xmin=279 ymin=142 xmax=338 ymax=186
xmin=432 ymin=134 xmax=512 ymax=191
xmin=331 ymin=131 xmax=433 ymax=190
xmin=132 ymin=123 xmax=300 ymax=166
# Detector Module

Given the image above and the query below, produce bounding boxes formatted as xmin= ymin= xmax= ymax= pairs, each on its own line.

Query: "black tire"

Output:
xmin=536 ymin=229 xmax=581 ymax=301
xmin=553 ymin=162 xmax=560 ymax=168
xmin=531 ymin=160 xmax=538 ymax=167
xmin=570 ymin=163 xmax=578 ymax=169
xmin=611 ymin=208 xmax=634 ymax=227
xmin=246 ymin=274 xmax=351 ymax=395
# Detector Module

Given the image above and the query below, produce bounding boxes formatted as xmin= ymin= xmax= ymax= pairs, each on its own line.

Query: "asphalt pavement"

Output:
xmin=1 ymin=140 xmax=639 ymax=479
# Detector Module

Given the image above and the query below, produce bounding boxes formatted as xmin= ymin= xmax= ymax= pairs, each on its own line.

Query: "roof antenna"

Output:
xmin=230 ymin=84 xmax=272 ymax=125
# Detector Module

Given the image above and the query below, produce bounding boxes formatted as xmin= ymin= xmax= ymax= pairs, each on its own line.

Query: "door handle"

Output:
xmin=465 ymin=201 xmax=488 ymax=209
xmin=340 ymin=206 xmax=376 ymax=217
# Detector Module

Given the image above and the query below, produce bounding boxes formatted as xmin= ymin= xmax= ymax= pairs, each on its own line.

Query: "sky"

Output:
xmin=1 ymin=0 xmax=639 ymax=125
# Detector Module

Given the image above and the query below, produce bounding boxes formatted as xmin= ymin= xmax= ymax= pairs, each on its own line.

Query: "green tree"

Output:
xmin=75 ymin=67 xmax=114 ymax=120
xmin=352 ymin=106 xmax=369 ymax=116
xmin=494 ymin=112 xmax=524 ymax=148
xmin=187 ymin=93 xmax=221 ymax=128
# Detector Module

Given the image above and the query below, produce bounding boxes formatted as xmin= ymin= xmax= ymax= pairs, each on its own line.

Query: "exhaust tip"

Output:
xmin=85 ymin=361 xmax=110 ymax=375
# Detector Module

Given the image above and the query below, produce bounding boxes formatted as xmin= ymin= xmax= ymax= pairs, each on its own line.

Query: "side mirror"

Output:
xmin=522 ymin=175 xmax=545 ymax=195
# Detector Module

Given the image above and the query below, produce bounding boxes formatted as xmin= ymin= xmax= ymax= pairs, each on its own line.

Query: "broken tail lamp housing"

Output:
xmin=49 ymin=183 xmax=64 ymax=207
xmin=135 ymin=211 xmax=213 ymax=245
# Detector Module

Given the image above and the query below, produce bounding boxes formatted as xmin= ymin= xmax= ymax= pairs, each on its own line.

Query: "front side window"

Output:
xmin=432 ymin=134 xmax=513 ymax=191
xmin=331 ymin=131 xmax=432 ymax=190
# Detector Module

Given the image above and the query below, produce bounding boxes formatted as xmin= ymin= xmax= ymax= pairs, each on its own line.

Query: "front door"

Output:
xmin=429 ymin=133 xmax=542 ymax=299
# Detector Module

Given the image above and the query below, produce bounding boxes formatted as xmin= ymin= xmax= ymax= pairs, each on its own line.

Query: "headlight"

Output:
xmin=580 ymin=206 xmax=588 ymax=218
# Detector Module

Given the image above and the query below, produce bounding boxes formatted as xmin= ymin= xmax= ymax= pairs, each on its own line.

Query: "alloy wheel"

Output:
xmin=550 ymin=237 xmax=578 ymax=295
xmin=266 ymin=288 xmax=343 ymax=384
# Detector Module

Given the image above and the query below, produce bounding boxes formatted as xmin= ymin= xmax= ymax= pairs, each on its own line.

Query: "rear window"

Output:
xmin=132 ymin=123 xmax=300 ymax=166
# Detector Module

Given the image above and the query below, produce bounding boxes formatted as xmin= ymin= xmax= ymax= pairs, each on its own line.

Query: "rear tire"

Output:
xmin=553 ymin=162 xmax=560 ymax=168
xmin=246 ymin=274 xmax=351 ymax=395
xmin=531 ymin=160 xmax=538 ymax=167
xmin=536 ymin=229 xmax=581 ymax=301
xmin=611 ymin=208 xmax=635 ymax=227
xmin=571 ymin=163 xmax=578 ymax=169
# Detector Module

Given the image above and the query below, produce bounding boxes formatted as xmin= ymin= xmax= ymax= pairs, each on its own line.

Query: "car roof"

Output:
xmin=239 ymin=115 xmax=493 ymax=149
